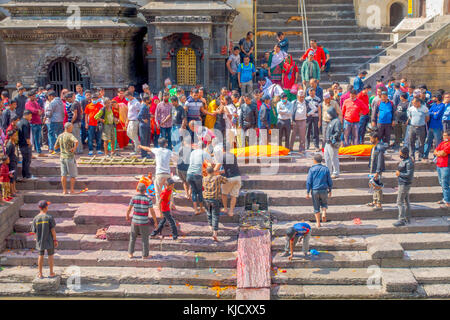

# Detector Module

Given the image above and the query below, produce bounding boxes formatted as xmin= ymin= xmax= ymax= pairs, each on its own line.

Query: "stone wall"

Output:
xmin=3 ymin=39 xmax=143 ymax=91
xmin=354 ymin=0 xmax=408 ymax=29
xmin=398 ymin=39 xmax=450 ymax=92
xmin=0 ymin=196 xmax=24 ymax=252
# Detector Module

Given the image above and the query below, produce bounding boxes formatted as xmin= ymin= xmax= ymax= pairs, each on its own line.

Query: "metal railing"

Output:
xmin=298 ymin=0 xmax=309 ymax=51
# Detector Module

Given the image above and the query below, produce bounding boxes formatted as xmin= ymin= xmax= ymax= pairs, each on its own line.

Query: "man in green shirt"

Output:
xmin=301 ymin=51 xmax=321 ymax=89
xmin=94 ymin=97 xmax=117 ymax=156
xmin=54 ymin=122 xmax=79 ymax=194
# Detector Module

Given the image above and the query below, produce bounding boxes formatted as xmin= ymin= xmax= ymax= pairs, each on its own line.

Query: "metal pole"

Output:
xmin=299 ymin=0 xmax=306 ymax=51
xmin=302 ymin=0 xmax=309 ymax=46
xmin=254 ymin=0 xmax=257 ymax=63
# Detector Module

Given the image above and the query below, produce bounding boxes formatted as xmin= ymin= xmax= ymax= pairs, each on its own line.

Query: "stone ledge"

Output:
xmin=381 ymin=268 xmax=418 ymax=293
xmin=368 ymin=241 xmax=404 ymax=259
xmin=32 ymin=276 xmax=61 ymax=292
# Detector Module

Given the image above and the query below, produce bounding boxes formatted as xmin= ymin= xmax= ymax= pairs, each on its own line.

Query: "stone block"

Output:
xmin=32 ymin=276 xmax=61 ymax=292
xmin=381 ymin=268 xmax=418 ymax=293
xmin=236 ymin=288 xmax=270 ymax=300
xmin=368 ymin=241 xmax=404 ymax=259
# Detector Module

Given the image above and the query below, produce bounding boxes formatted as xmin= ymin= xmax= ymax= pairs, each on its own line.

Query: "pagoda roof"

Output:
xmin=140 ymin=0 xmax=236 ymax=15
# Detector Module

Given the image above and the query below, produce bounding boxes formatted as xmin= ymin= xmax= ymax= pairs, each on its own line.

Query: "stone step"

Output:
xmin=22 ymin=185 xmax=445 ymax=207
xmin=258 ymin=39 xmax=392 ymax=49
xmin=272 ymin=267 xmax=370 ymax=285
xmin=415 ymin=29 xmax=435 ymax=37
xmin=258 ymin=3 xmax=354 ymax=12
xmin=71 ymin=203 xmax=240 ymax=225
xmin=271 ymin=284 xmax=423 ymax=299
xmin=257 ymin=10 xmax=355 ymax=20
xmin=272 ymin=217 xmax=450 ymax=237
xmin=19 ymin=203 xmax=77 ymax=218
xmin=379 ymin=55 xmax=395 ymax=64
xmin=257 ymin=18 xmax=357 ymax=27
xmin=18 ymin=171 xmax=440 ymax=191
xmin=411 ymin=267 xmax=450 ymax=284
xmin=0 ymin=282 xmax=235 ymax=299
xmin=270 ymin=202 xmax=449 ymax=222
xmin=0 ymin=266 xmax=236 ymax=286
xmin=273 ymin=248 xmax=450 ymax=268
xmin=272 ymin=232 xmax=450 ymax=252
xmin=31 ymin=159 xmax=434 ymax=176
xmin=108 ymin=222 xmax=239 ymax=238
xmin=14 ymin=217 xmax=98 ymax=234
xmin=421 ymin=284 xmax=450 ymax=298
xmin=258 ymin=0 xmax=354 ymax=4
xmin=0 ymin=249 xmax=238 ymax=268
xmin=256 ymin=32 xmax=390 ymax=42
xmin=406 ymin=35 xmax=426 ymax=43
xmin=6 ymin=232 xmax=238 ymax=252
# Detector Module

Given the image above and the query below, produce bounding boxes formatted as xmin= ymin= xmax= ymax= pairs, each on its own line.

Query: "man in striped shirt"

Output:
xmin=203 ymin=166 xmax=228 ymax=241
xmin=126 ymin=183 xmax=158 ymax=259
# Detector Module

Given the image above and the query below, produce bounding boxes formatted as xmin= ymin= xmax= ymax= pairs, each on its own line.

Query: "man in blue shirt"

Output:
xmin=392 ymin=82 xmax=402 ymax=107
xmin=258 ymin=95 xmax=271 ymax=145
xmin=277 ymin=32 xmax=289 ymax=53
xmin=306 ymin=154 xmax=333 ymax=228
xmin=443 ymin=93 xmax=450 ymax=131
xmin=387 ymin=77 xmax=396 ymax=100
xmin=238 ymin=56 xmax=256 ymax=95
xmin=281 ymin=222 xmax=312 ymax=260
xmin=424 ymin=94 xmax=446 ymax=159
xmin=371 ymin=91 xmax=394 ymax=146
xmin=353 ymin=70 xmax=367 ymax=94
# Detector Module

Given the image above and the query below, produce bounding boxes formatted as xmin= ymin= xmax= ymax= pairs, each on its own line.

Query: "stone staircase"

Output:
xmin=362 ymin=14 xmax=450 ymax=89
xmin=256 ymin=0 xmax=393 ymax=86
xmin=0 ymin=153 xmax=449 ymax=298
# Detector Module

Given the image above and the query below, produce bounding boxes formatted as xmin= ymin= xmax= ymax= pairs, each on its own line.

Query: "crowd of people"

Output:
xmin=0 ymin=32 xmax=449 ymax=266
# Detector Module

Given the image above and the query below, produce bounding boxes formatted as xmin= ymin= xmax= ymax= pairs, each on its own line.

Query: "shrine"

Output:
xmin=140 ymin=0 xmax=238 ymax=91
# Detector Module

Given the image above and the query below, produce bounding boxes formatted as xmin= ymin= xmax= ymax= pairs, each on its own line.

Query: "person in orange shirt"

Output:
xmin=84 ymin=92 xmax=104 ymax=156
xmin=357 ymin=85 xmax=372 ymax=144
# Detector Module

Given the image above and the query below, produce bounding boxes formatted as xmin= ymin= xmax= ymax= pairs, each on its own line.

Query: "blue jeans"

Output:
xmin=230 ymin=73 xmax=239 ymax=91
xmin=81 ymin=120 xmax=87 ymax=144
xmin=358 ymin=115 xmax=370 ymax=144
xmin=344 ymin=120 xmax=359 ymax=146
xmin=187 ymin=174 xmax=203 ymax=203
xmin=31 ymin=124 xmax=42 ymax=153
xmin=160 ymin=127 xmax=172 ymax=150
xmin=424 ymin=128 xmax=442 ymax=159
xmin=437 ymin=166 xmax=449 ymax=204
xmin=48 ymin=122 xmax=64 ymax=151
xmin=88 ymin=125 xmax=102 ymax=151
xmin=139 ymin=124 xmax=150 ymax=158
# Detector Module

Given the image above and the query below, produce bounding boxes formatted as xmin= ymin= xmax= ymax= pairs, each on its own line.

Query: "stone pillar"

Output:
xmin=202 ymin=37 xmax=210 ymax=89
xmin=155 ymin=37 xmax=163 ymax=91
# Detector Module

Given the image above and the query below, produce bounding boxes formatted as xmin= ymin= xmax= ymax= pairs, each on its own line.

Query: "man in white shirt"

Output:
xmin=139 ymin=138 xmax=177 ymax=209
xmin=290 ymin=90 xmax=308 ymax=153
xmin=125 ymin=91 xmax=142 ymax=154
xmin=277 ymin=93 xmax=293 ymax=149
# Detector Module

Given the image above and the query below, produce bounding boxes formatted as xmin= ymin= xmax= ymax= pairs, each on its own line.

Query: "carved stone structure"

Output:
xmin=140 ymin=0 xmax=238 ymax=91
xmin=0 ymin=0 xmax=146 ymax=94
xmin=0 ymin=0 xmax=237 ymax=93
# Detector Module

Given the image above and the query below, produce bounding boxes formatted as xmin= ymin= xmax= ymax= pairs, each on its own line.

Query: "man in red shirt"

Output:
xmin=25 ymin=90 xmax=45 ymax=156
xmin=84 ymin=92 xmax=104 ymax=156
xmin=342 ymin=89 xmax=369 ymax=146
xmin=301 ymin=39 xmax=327 ymax=70
xmin=357 ymin=84 xmax=372 ymax=144
xmin=112 ymin=88 xmax=127 ymax=105
xmin=434 ymin=130 xmax=450 ymax=209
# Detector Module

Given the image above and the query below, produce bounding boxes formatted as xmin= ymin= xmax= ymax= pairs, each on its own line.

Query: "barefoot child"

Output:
xmin=306 ymin=154 xmax=333 ymax=228
xmin=0 ymin=156 xmax=13 ymax=201
xmin=281 ymin=222 xmax=312 ymax=260
xmin=31 ymin=200 xmax=58 ymax=278
xmin=203 ymin=165 xmax=228 ymax=241
xmin=126 ymin=183 xmax=158 ymax=259
xmin=150 ymin=178 xmax=179 ymax=241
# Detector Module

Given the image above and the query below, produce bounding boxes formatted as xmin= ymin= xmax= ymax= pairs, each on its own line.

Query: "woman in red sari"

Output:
xmin=111 ymin=100 xmax=129 ymax=150
xmin=281 ymin=55 xmax=299 ymax=101
xmin=150 ymin=96 xmax=160 ymax=147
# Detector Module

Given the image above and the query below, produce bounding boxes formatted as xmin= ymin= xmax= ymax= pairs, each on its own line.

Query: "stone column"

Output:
xmin=202 ymin=37 xmax=210 ymax=89
xmin=155 ymin=37 xmax=163 ymax=91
